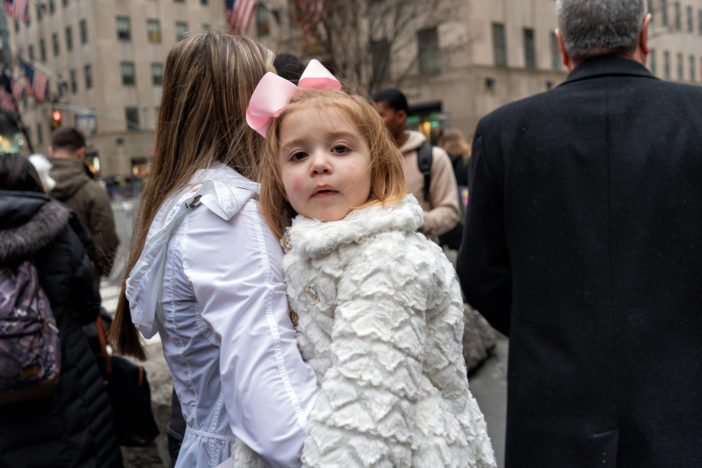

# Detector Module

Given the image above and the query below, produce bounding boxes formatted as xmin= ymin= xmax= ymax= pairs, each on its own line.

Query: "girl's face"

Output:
xmin=278 ymin=106 xmax=372 ymax=222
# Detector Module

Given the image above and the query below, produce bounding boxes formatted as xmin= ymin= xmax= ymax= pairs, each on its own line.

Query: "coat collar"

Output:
xmin=560 ymin=54 xmax=657 ymax=87
xmin=285 ymin=194 xmax=423 ymax=259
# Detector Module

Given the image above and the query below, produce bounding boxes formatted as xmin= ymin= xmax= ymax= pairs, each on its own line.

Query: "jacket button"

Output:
xmin=303 ymin=286 xmax=320 ymax=305
xmin=281 ymin=233 xmax=292 ymax=252
xmin=289 ymin=310 xmax=299 ymax=327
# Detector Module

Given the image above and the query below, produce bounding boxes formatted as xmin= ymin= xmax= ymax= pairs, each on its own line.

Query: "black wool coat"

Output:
xmin=0 ymin=191 xmax=123 ymax=468
xmin=457 ymin=55 xmax=702 ymax=467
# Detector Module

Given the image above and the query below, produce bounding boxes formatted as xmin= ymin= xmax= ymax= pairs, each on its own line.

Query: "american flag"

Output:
xmin=0 ymin=88 xmax=16 ymax=113
xmin=24 ymin=64 xmax=48 ymax=103
xmin=225 ymin=0 xmax=257 ymax=35
xmin=296 ymin=0 xmax=327 ymax=34
xmin=11 ymin=80 xmax=23 ymax=100
xmin=4 ymin=0 xmax=27 ymax=20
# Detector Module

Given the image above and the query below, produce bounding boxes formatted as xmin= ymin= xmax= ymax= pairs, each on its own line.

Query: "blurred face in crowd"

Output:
xmin=374 ymin=101 xmax=406 ymax=145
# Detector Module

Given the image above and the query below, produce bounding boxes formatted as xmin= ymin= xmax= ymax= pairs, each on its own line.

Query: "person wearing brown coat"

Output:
xmin=49 ymin=127 xmax=119 ymax=279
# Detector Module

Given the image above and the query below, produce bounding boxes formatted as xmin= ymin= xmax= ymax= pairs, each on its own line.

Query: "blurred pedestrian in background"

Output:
xmin=0 ymin=154 xmax=123 ymax=468
xmin=373 ymin=88 xmax=460 ymax=243
xmin=49 ymin=127 xmax=119 ymax=281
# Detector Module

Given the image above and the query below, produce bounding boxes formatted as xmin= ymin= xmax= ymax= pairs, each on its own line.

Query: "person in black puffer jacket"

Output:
xmin=0 ymin=154 xmax=123 ymax=468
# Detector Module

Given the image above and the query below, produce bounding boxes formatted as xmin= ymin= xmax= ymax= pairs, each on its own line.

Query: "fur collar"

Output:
xmin=0 ymin=198 xmax=70 ymax=263
xmin=286 ymin=194 xmax=423 ymax=259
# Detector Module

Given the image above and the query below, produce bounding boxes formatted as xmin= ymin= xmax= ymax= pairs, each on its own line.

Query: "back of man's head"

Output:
xmin=372 ymin=88 xmax=409 ymax=113
xmin=556 ymin=0 xmax=648 ymax=63
xmin=274 ymin=53 xmax=306 ymax=84
xmin=51 ymin=127 xmax=86 ymax=153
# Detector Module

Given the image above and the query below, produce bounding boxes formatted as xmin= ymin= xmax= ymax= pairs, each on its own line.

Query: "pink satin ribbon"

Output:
xmin=246 ymin=59 xmax=342 ymax=138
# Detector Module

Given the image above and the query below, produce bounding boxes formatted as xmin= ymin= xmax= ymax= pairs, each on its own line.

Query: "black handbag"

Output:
xmin=95 ymin=317 xmax=160 ymax=447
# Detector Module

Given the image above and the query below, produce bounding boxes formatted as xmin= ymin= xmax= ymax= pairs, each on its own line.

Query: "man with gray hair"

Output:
xmin=458 ymin=0 xmax=702 ymax=466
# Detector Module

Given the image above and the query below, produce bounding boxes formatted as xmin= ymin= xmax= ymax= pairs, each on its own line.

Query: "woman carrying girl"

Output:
xmin=111 ymin=33 xmax=318 ymax=467
xmin=247 ymin=62 xmax=496 ymax=467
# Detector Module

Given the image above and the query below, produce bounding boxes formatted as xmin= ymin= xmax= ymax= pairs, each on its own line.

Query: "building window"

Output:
xmin=200 ymin=0 xmax=208 ymax=4
xmin=48 ymin=0 xmax=54 ymax=14
xmin=36 ymin=4 xmax=42 ymax=21
xmin=699 ymin=9 xmax=702 ymax=34
xmin=147 ymin=19 xmax=161 ymax=43
xmin=116 ymin=16 xmax=131 ymax=41
xmin=662 ymin=0 xmax=668 ymax=26
xmin=371 ymin=38 xmax=390 ymax=82
xmin=52 ymin=32 xmax=59 ymax=56
xmin=663 ymin=50 xmax=670 ymax=79
xmin=203 ymin=24 xmax=210 ymax=32
xmin=125 ymin=107 xmax=140 ymax=130
xmin=13 ymin=19 xmax=18 ymax=33
xmin=151 ymin=63 xmax=163 ymax=86
xmin=687 ymin=5 xmax=693 ymax=32
xmin=523 ymin=28 xmax=536 ymax=69
xmin=550 ymin=31 xmax=560 ymax=70
xmin=84 ymin=64 xmax=92 ymax=89
xmin=690 ymin=55 xmax=696 ymax=81
xmin=70 ymin=69 xmax=77 ymax=93
xmin=674 ymin=2 xmax=681 ymax=29
xmin=62 ymin=0 xmax=68 ymax=6
xmin=80 ymin=19 xmax=88 ymax=44
xmin=677 ymin=52 xmax=683 ymax=80
xmin=121 ymin=61 xmax=136 ymax=86
xmin=36 ymin=123 xmax=43 ymax=145
xmin=39 ymin=38 xmax=46 ymax=62
xmin=174 ymin=0 xmax=184 ymax=2
xmin=417 ymin=27 xmax=440 ymax=73
xmin=256 ymin=5 xmax=270 ymax=36
xmin=65 ymin=26 xmax=73 ymax=51
xmin=28 ymin=45 xmax=34 ymax=61
xmin=492 ymin=22 xmax=507 ymax=67
xmin=176 ymin=21 xmax=188 ymax=41
xmin=650 ymin=48 xmax=656 ymax=75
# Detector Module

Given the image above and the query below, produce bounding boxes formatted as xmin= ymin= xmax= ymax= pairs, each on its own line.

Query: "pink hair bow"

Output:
xmin=246 ymin=59 xmax=342 ymax=138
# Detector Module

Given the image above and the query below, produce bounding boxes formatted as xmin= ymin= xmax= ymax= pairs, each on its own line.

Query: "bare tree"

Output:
xmin=295 ymin=0 xmax=460 ymax=93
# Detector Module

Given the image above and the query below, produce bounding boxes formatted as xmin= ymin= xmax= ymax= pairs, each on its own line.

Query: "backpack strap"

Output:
xmin=416 ymin=143 xmax=433 ymax=203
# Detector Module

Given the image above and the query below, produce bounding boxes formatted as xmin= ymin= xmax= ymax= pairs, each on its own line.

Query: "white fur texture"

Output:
xmin=284 ymin=195 xmax=496 ymax=467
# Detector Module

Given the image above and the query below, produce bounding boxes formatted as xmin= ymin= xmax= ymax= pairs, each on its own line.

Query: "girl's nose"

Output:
xmin=310 ymin=149 xmax=331 ymax=174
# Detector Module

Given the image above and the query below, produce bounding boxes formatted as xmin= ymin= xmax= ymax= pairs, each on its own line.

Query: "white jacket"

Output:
xmin=283 ymin=195 xmax=496 ymax=467
xmin=125 ymin=164 xmax=318 ymax=468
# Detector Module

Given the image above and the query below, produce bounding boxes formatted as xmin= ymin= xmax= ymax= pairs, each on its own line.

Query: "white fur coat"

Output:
xmin=275 ymin=194 xmax=495 ymax=467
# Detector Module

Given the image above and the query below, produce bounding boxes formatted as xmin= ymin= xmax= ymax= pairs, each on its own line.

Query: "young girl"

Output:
xmin=111 ymin=34 xmax=319 ymax=467
xmin=249 ymin=64 xmax=496 ymax=467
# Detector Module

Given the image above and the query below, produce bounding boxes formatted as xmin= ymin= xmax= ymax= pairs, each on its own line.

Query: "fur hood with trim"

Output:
xmin=0 ymin=192 xmax=70 ymax=264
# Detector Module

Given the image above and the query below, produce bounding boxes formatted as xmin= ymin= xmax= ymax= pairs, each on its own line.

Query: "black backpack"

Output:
xmin=417 ymin=143 xmax=467 ymax=250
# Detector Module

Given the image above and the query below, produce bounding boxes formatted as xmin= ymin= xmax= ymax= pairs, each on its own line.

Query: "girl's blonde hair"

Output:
xmin=439 ymin=128 xmax=471 ymax=161
xmin=112 ymin=33 xmax=274 ymax=359
xmin=259 ymin=89 xmax=407 ymax=239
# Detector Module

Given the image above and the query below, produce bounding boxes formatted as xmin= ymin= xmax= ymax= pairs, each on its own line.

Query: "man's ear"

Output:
xmin=556 ymin=29 xmax=573 ymax=70
xmin=76 ymin=146 xmax=86 ymax=160
xmin=639 ymin=13 xmax=651 ymax=56
xmin=48 ymin=146 xmax=54 ymax=157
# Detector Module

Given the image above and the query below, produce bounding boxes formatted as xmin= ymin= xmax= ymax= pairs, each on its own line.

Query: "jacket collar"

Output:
xmin=285 ymin=194 xmax=423 ymax=259
xmin=560 ymin=54 xmax=657 ymax=87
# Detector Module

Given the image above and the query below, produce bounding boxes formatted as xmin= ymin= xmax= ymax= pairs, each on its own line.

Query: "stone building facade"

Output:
xmin=7 ymin=0 xmax=701 ymax=176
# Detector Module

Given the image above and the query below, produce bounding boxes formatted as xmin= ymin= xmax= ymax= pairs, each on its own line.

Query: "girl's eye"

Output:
xmin=290 ymin=151 xmax=307 ymax=161
xmin=331 ymin=145 xmax=350 ymax=154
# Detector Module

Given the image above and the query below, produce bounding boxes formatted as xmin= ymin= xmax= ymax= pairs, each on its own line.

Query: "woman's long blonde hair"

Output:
xmin=111 ymin=33 xmax=273 ymax=359
xmin=259 ymin=89 xmax=407 ymax=240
